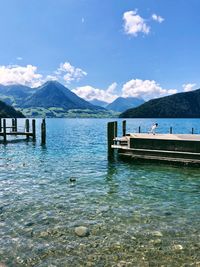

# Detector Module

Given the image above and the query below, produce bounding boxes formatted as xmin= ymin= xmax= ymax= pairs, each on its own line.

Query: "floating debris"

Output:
xmin=69 ymin=177 xmax=77 ymax=182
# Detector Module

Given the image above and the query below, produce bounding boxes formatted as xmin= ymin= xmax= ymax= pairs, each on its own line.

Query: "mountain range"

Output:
xmin=120 ymin=88 xmax=200 ymax=118
xmin=0 ymin=81 xmax=144 ymax=117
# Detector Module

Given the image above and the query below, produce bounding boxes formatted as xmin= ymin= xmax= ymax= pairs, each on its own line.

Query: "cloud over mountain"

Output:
xmin=72 ymin=82 xmax=118 ymax=103
xmin=0 ymin=65 xmax=43 ymax=87
xmin=0 ymin=61 xmax=87 ymax=88
xmin=183 ymin=83 xmax=196 ymax=92
xmin=122 ymin=79 xmax=177 ymax=100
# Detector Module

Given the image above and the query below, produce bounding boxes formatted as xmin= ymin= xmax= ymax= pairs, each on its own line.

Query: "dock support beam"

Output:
xmin=3 ymin=119 xmax=6 ymax=142
xmin=170 ymin=127 xmax=173 ymax=134
xmin=41 ymin=119 xmax=46 ymax=145
xmin=107 ymin=121 xmax=117 ymax=156
xmin=192 ymin=128 xmax=194 ymax=134
xmin=122 ymin=120 xmax=126 ymax=136
xmin=0 ymin=119 xmax=1 ymax=133
xmin=32 ymin=119 xmax=36 ymax=140
xmin=25 ymin=119 xmax=30 ymax=140
xmin=139 ymin=126 xmax=141 ymax=133
xmin=12 ymin=119 xmax=15 ymax=132
xmin=14 ymin=118 xmax=17 ymax=132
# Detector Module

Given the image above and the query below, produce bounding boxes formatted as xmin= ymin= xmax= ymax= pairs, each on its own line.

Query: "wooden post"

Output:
xmin=192 ymin=128 xmax=194 ymax=134
xmin=170 ymin=127 xmax=172 ymax=134
xmin=41 ymin=118 xmax=46 ymax=145
xmin=114 ymin=121 xmax=118 ymax=138
xmin=139 ymin=126 xmax=141 ymax=133
xmin=12 ymin=119 xmax=15 ymax=132
xmin=107 ymin=122 xmax=115 ymax=156
xmin=25 ymin=119 xmax=30 ymax=139
xmin=14 ymin=118 xmax=17 ymax=132
xmin=122 ymin=120 xmax=126 ymax=136
xmin=0 ymin=118 xmax=1 ymax=133
xmin=3 ymin=119 xmax=6 ymax=142
xmin=32 ymin=119 xmax=36 ymax=140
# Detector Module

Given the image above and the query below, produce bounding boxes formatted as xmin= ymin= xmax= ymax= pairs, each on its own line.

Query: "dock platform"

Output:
xmin=0 ymin=118 xmax=46 ymax=144
xmin=108 ymin=121 xmax=200 ymax=166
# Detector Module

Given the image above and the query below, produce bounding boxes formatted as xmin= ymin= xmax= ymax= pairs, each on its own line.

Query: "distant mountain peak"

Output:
xmin=106 ymin=96 xmax=144 ymax=112
xmin=22 ymin=81 xmax=104 ymax=111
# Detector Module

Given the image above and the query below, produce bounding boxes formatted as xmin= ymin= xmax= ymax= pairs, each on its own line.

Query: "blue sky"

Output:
xmin=0 ymin=0 xmax=200 ymax=102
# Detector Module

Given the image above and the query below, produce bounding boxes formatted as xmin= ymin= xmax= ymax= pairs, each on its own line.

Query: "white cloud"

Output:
xmin=0 ymin=61 xmax=87 ymax=88
xmin=122 ymin=79 xmax=177 ymax=100
xmin=16 ymin=57 xmax=23 ymax=61
xmin=152 ymin=14 xmax=164 ymax=23
xmin=56 ymin=62 xmax=87 ymax=83
xmin=123 ymin=10 xmax=150 ymax=36
xmin=0 ymin=64 xmax=43 ymax=87
xmin=72 ymin=82 xmax=118 ymax=103
xmin=182 ymin=83 xmax=196 ymax=92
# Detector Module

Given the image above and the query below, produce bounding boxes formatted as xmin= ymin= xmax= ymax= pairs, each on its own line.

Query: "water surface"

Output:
xmin=0 ymin=118 xmax=200 ymax=266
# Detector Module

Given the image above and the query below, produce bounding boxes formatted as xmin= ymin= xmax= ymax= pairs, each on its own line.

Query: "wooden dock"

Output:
xmin=108 ymin=121 xmax=200 ymax=166
xmin=0 ymin=118 xmax=46 ymax=144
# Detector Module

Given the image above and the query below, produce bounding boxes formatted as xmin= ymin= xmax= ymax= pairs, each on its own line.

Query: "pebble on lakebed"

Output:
xmin=0 ymin=263 xmax=7 ymax=267
xmin=172 ymin=244 xmax=183 ymax=251
xmin=75 ymin=226 xmax=90 ymax=237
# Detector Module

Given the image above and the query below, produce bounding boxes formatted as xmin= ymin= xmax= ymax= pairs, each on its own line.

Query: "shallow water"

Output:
xmin=0 ymin=118 xmax=200 ymax=266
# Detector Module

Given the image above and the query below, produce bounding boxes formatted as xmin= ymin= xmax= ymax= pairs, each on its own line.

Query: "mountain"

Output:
xmin=23 ymin=81 xmax=103 ymax=110
xmin=89 ymin=98 xmax=108 ymax=108
xmin=120 ymin=89 xmax=200 ymax=118
xmin=0 ymin=100 xmax=25 ymax=118
xmin=106 ymin=97 xmax=145 ymax=112
xmin=0 ymin=84 xmax=35 ymax=106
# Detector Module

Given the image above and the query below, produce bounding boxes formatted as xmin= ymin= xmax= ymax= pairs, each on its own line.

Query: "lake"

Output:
xmin=0 ymin=118 xmax=200 ymax=266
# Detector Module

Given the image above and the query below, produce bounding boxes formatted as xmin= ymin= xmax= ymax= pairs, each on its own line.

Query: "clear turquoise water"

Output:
xmin=0 ymin=118 xmax=200 ymax=267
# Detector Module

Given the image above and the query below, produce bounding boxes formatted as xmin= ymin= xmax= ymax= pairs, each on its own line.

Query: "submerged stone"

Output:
xmin=172 ymin=244 xmax=183 ymax=251
xmin=75 ymin=226 xmax=90 ymax=237
xmin=152 ymin=231 xmax=163 ymax=237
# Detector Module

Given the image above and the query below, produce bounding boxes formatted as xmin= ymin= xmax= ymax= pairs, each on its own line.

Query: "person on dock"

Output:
xmin=149 ymin=123 xmax=158 ymax=135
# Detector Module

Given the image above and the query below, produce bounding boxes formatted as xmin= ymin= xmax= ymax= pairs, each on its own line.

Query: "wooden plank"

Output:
xmin=0 ymin=132 xmax=33 ymax=136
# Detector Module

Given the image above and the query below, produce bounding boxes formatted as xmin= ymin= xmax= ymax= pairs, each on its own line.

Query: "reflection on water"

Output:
xmin=0 ymin=118 xmax=200 ymax=266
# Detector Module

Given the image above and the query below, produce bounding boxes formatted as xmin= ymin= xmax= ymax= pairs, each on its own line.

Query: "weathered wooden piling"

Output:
xmin=107 ymin=121 xmax=117 ymax=155
xmin=138 ymin=126 xmax=141 ymax=133
xmin=122 ymin=120 xmax=126 ymax=136
xmin=170 ymin=127 xmax=173 ymax=134
xmin=3 ymin=119 xmax=6 ymax=142
xmin=192 ymin=128 xmax=194 ymax=134
xmin=0 ymin=119 xmax=2 ymax=133
xmin=41 ymin=119 xmax=46 ymax=145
